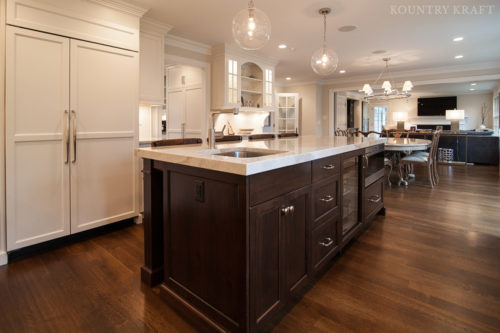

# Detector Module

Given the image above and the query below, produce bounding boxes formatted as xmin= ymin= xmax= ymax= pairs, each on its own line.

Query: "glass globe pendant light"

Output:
xmin=232 ymin=0 xmax=271 ymax=50
xmin=310 ymin=8 xmax=339 ymax=76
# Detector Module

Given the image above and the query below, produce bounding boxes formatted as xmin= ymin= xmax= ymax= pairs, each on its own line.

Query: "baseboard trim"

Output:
xmin=0 ymin=251 xmax=8 ymax=266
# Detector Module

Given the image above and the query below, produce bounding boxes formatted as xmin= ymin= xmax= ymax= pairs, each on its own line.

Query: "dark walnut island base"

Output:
xmin=136 ymin=136 xmax=386 ymax=332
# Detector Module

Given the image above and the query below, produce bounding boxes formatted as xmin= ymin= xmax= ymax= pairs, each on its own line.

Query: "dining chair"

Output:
xmin=413 ymin=131 xmax=441 ymax=185
xmin=398 ymin=131 xmax=441 ymax=188
xmin=335 ymin=128 xmax=347 ymax=136
xmin=151 ymin=138 xmax=202 ymax=147
xmin=249 ymin=134 xmax=276 ymax=140
xmin=355 ymin=130 xmax=382 ymax=138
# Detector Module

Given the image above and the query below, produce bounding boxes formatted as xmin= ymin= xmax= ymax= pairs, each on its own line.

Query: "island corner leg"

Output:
xmin=141 ymin=158 xmax=164 ymax=286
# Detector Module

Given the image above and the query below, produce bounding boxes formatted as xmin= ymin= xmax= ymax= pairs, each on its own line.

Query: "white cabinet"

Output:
xmin=6 ymin=26 xmax=139 ymax=250
xmin=139 ymin=18 xmax=172 ymax=105
xmin=211 ymin=44 xmax=277 ymax=113
xmin=277 ymin=93 xmax=299 ymax=133
xmin=166 ymin=65 xmax=205 ymax=139
xmin=6 ymin=27 xmax=71 ymax=250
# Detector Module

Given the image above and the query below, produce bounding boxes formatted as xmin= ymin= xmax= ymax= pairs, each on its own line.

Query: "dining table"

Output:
xmin=384 ymin=138 xmax=432 ymax=186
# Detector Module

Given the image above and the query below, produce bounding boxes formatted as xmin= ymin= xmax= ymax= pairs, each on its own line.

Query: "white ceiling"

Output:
xmin=136 ymin=0 xmax=500 ymax=83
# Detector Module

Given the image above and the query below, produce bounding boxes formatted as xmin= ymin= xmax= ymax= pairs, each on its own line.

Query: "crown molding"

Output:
xmin=88 ymin=0 xmax=149 ymax=17
xmin=166 ymin=35 xmax=212 ymax=56
xmin=141 ymin=17 xmax=173 ymax=36
xmin=212 ymin=43 xmax=280 ymax=67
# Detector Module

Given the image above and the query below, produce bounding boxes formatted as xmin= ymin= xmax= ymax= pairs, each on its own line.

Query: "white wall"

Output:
xmin=381 ymin=93 xmax=493 ymax=130
xmin=0 ymin=0 xmax=7 ymax=265
xmin=283 ymin=83 xmax=322 ymax=135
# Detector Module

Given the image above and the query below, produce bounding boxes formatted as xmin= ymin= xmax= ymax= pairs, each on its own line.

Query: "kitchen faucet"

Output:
xmin=208 ymin=108 xmax=239 ymax=149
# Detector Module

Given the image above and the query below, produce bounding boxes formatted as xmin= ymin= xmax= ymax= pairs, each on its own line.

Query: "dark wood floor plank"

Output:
xmin=0 ymin=164 xmax=499 ymax=332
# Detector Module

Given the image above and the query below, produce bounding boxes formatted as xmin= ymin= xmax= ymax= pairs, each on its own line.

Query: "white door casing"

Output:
xmin=69 ymin=39 xmax=138 ymax=233
xmin=6 ymin=26 xmax=71 ymax=250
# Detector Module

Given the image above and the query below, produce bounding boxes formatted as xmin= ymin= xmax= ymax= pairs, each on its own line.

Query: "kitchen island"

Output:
xmin=136 ymin=135 xmax=386 ymax=332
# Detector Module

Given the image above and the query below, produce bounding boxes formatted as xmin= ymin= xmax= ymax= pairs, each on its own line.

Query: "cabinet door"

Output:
xmin=6 ymin=27 xmax=71 ymax=250
xmin=250 ymin=186 xmax=309 ymax=330
xmin=341 ymin=153 xmax=362 ymax=244
xmin=139 ymin=31 xmax=164 ymax=104
xmin=281 ymin=187 xmax=309 ymax=296
xmin=69 ymin=39 xmax=138 ymax=233
xmin=250 ymin=195 xmax=284 ymax=329
xmin=167 ymin=88 xmax=184 ymax=138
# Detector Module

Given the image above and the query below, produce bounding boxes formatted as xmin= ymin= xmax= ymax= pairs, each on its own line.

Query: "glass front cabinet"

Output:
xmin=340 ymin=151 xmax=363 ymax=244
xmin=277 ymin=93 xmax=299 ymax=133
xmin=211 ymin=44 xmax=277 ymax=113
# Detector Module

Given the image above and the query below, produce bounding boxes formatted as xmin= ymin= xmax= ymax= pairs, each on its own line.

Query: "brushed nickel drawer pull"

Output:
xmin=320 ymin=195 xmax=334 ymax=203
xmin=322 ymin=164 xmax=335 ymax=170
xmin=288 ymin=205 xmax=294 ymax=214
xmin=368 ymin=195 xmax=381 ymax=203
xmin=281 ymin=207 xmax=289 ymax=215
xmin=319 ymin=237 xmax=334 ymax=247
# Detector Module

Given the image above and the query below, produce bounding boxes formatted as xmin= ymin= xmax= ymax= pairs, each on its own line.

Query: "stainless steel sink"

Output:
xmin=201 ymin=148 xmax=286 ymax=158
xmin=214 ymin=150 xmax=273 ymax=158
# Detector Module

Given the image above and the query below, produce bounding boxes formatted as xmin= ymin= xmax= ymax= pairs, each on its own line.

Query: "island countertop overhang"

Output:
xmin=135 ymin=135 xmax=387 ymax=176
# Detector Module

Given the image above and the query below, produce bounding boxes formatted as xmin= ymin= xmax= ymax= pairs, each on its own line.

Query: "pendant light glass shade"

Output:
xmin=232 ymin=1 xmax=271 ymax=50
xmin=310 ymin=47 xmax=339 ymax=75
xmin=310 ymin=8 xmax=338 ymax=76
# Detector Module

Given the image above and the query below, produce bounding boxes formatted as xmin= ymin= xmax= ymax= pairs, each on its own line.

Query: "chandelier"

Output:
xmin=361 ymin=58 xmax=413 ymax=100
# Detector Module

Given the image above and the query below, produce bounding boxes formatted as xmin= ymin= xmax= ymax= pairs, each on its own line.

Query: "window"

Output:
xmin=264 ymin=69 xmax=273 ymax=107
xmin=373 ymin=106 xmax=387 ymax=133
xmin=494 ymin=93 xmax=499 ymax=136
xmin=227 ymin=59 xmax=238 ymax=104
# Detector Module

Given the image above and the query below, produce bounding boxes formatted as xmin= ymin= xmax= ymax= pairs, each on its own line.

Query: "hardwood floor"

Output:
xmin=1 ymin=165 xmax=499 ymax=332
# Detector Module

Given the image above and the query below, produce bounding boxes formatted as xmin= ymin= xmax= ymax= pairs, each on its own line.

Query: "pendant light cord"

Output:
xmin=323 ymin=13 xmax=327 ymax=47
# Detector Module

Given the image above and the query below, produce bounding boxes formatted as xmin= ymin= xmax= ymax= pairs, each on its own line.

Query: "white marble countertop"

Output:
xmin=135 ymin=135 xmax=386 ymax=176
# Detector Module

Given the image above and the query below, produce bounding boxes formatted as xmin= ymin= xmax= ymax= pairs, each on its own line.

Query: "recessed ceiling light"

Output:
xmin=453 ymin=37 xmax=464 ymax=42
xmin=469 ymin=88 xmax=475 ymax=91
xmin=285 ymin=77 xmax=292 ymax=81
xmin=471 ymin=83 xmax=477 ymax=86
xmin=339 ymin=70 xmax=346 ymax=74
xmin=338 ymin=25 xmax=357 ymax=32
xmin=278 ymin=44 xmax=287 ymax=49
xmin=372 ymin=50 xmax=386 ymax=54
xmin=455 ymin=55 xmax=464 ymax=59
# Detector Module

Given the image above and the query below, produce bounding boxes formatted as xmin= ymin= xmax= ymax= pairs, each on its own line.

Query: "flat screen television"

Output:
xmin=417 ymin=96 xmax=457 ymax=116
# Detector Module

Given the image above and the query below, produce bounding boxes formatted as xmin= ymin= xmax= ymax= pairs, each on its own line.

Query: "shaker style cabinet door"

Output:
xmin=5 ymin=27 xmax=71 ymax=250
xmin=69 ymin=39 xmax=138 ymax=233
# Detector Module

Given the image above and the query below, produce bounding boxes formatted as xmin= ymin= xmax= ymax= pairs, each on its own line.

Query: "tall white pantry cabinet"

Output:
xmin=5 ymin=0 xmax=144 ymax=251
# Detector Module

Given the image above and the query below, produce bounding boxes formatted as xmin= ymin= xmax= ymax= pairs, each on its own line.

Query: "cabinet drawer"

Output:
xmin=249 ymin=162 xmax=311 ymax=206
xmin=364 ymin=177 xmax=384 ymax=218
xmin=312 ymin=155 xmax=340 ymax=183
xmin=311 ymin=215 xmax=338 ymax=271
xmin=312 ymin=177 xmax=339 ymax=222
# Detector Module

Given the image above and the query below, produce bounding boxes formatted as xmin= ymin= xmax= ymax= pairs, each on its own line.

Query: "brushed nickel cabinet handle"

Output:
xmin=64 ymin=110 xmax=69 ymax=164
xmin=288 ymin=205 xmax=294 ymax=214
xmin=319 ymin=237 xmax=334 ymax=247
xmin=368 ymin=195 xmax=381 ymax=203
xmin=281 ymin=207 xmax=289 ymax=215
xmin=322 ymin=164 xmax=335 ymax=170
xmin=71 ymin=110 xmax=77 ymax=163
xmin=320 ymin=195 xmax=334 ymax=203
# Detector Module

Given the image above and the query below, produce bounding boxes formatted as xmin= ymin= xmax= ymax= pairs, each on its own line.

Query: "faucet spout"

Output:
xmin=208 ymin=108 xmax=239 ymax=149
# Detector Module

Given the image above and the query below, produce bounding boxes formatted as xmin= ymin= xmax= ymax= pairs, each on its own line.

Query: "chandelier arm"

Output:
xmin=248 ymin=0 xmax=254 ymax=8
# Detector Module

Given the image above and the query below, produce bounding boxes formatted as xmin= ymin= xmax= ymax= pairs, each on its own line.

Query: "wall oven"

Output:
xmin=363 ymin=144 xmax=385 ymax=187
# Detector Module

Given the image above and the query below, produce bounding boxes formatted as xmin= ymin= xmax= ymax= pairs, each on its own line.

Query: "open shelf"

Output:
xmin=241 ymin=89 xmax=263 ymax=95
xmin=241 ymin=76 xmax=262 ymax=82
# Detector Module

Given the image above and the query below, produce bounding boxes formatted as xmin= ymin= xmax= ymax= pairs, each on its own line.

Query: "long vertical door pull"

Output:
xmin=71 ymin=110 xmax=77 ymax=163
xmin=64 ymin=110 xmax=70 ymax=164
